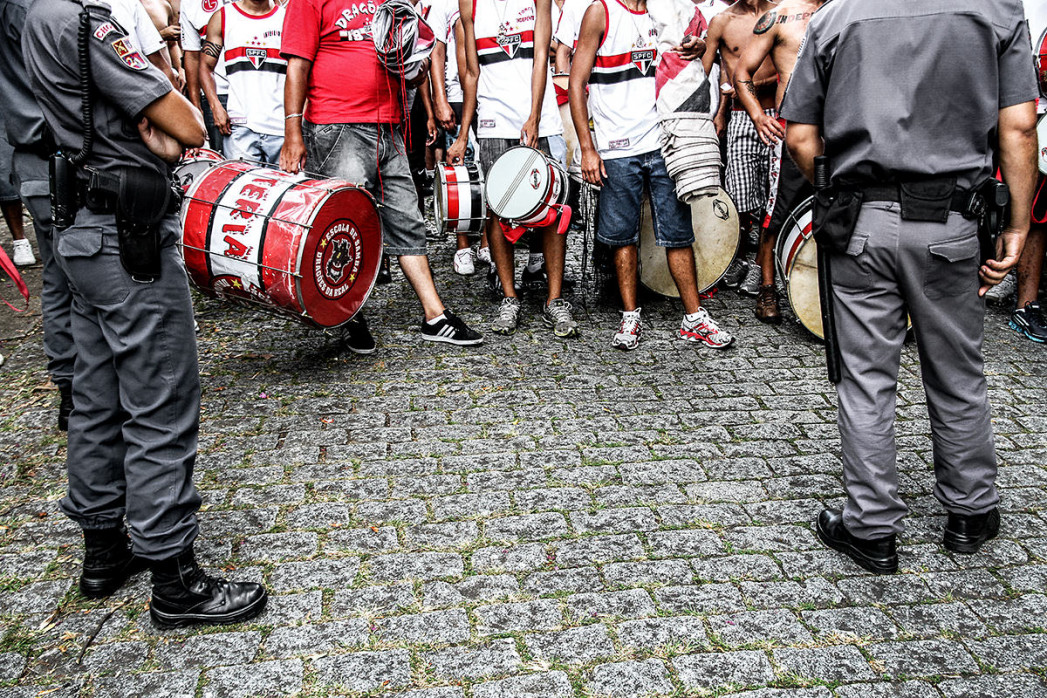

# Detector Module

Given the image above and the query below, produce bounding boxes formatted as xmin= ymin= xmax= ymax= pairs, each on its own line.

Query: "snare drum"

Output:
xmin=180 ymin=161 xmax=383 ymax=328
xmin=640 ymin=187 xmax=740 ymax=295
xmin=434 ymin=163 xmax=487 ymax=234
xmin=174 ymin=148 xmax=224 ymax=191
xmin=485 ymin=146 xmax=570 ymax=238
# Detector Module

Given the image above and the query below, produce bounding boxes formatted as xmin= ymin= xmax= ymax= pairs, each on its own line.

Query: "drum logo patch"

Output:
xmin=530 ymin=168 xmax=541 ymax=190
xmin=316 ymin=220 xmax=363 ymax=299
xmin=630 ymin=49 xmax=654 ymax=75
xmin=713 ymin=199 xmax=730 ymax=220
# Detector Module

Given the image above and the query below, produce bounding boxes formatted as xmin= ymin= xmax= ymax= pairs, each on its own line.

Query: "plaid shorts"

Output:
xmin=725 ymin=108 xmax=777 ymax=216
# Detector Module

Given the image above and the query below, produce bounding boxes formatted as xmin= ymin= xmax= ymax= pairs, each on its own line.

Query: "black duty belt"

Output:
xmin=76 ymin=180 xmax=118 ymax=214
xmin=858 ymin=184 xmax=971 ymax=213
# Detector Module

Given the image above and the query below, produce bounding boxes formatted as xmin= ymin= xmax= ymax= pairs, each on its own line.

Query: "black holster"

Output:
xmin=50 ymin=154 xmax=79 ymax=230
xmin=115 ymin=169 xmax=177 ymax=282
xmin=812 ymin=187 xmax=863 ymax=254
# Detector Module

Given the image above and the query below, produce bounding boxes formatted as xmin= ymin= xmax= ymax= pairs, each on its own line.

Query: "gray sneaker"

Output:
xmin=984 ymin=270 xmax=1017 ymax=304
xmin=491 ymin=297 xmax=521 ymax=335
xmin=739 ymin=263 xmax=763 ymax=296
xmin=721 ymin=259 xmax=748 ymax=289
xmin=543 ymin=298 xmax=579 ymax=338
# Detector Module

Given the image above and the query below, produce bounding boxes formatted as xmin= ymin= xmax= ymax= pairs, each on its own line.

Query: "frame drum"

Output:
xmin=639 ymin=187 xmax=740 ymax=295
xmin=180 ymin=161 xmax=383 ymax=329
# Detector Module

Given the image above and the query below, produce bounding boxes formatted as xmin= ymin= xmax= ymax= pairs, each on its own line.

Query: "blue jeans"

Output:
xmin=597 ymin=150 xmax=693 ymax=248
xmin=226 ymin=127 xmax=283 ymax=165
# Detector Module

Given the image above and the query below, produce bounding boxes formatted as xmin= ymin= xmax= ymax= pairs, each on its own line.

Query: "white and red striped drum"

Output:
xmin=434 ymin=163 xmax=487 ymax=234
xmin=1037 ymin=113 xmax=1047 ymax=175
xmin=775 ymin=196 xmax=823 ymax=338
xmin=174 ymin=148 xmax=225 ymax=191
xmin=180 ymin=161 xmax=383 ymax=329
xmin=485 ymin=146 xmax=571 ymax=240
xmin=1036 ymin=27 xmax=1046 ymax=98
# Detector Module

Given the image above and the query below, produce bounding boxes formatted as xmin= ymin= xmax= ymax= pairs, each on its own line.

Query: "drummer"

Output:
xmin=448 ymin=0 xmax=578 ymax=338
xmin=568 ymin=0 xmax=733 ymax=350
xmin=279 ymin=0 xmax=485 ymax=351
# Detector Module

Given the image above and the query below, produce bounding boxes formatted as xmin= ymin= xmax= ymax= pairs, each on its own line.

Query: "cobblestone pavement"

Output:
xmin=1 ymin=217 xmax=1046 ymax=698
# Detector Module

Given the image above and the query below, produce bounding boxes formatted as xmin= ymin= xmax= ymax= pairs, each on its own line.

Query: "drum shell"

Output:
xmin=174 ymin=148 xmax=225 ymax=192
xmin=434 ymin=163 xmax=487 ymax=234
xmin=180 ymin=161 xmax=383 ymax=329
xmin=1037 ymin=113 xmax=1047 ymax=176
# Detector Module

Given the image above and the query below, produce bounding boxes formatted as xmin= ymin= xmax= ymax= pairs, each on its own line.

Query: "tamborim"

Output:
xmin=640 ymin=186 xmax=740 ymax=295
xmin=485 ymin=146 xmax=570 ymax=234
xmin=434 ymin=163 xmax=486 ymax=234
xmin=174 ymin=148 xmax=224 ymax=191
xmin=180 ymin=161 xmax=383 ymax=328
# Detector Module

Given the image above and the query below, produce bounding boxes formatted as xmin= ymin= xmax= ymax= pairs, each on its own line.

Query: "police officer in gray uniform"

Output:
xmin=22 ymin=0 xmax=267 ymax=625
xmin=781 ymin=0 xmax=1039 ymax=574
xmin=0 ymin=0 xmax=76 ymax=430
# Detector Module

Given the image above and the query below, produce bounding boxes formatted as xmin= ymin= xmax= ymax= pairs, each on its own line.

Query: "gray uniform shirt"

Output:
xmin=22 ymin=0 xmax=172 ymax=178
xmin=780 ymin=0 xmax=1039 ymax=190
xmin=0 ymin=0 xmax=46 ymax=148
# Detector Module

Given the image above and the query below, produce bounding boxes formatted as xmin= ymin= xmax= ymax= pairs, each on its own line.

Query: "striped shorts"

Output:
xmin=725 ymin=108 xmax=777 ymax=215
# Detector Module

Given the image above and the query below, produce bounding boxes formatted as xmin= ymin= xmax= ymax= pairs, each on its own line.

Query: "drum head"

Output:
xmin=786 ymin=232 xmax=824 ymax=340
xmin=775 ymin=196 xmax=814 ymax=284
xmin=486 ymin=146 xmax=551 ymax=221
xmin=639 ymin=187 xmax=740 ymax=296
xmin=1038 ymin=113 xmax=1047 ymax=176
xmin=174 ymin=148 xmax=225 ymax=191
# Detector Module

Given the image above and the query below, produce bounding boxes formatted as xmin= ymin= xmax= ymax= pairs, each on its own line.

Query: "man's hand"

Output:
xmin=671 ymin=34 xmax=706 ymax=61
xmin=280 ymin=133 xmax=307 ymax=173
xmin=160 ymin=23 xmax=181 ymax=41
xmin=979 ymin=228 xmax=1026 ymax=296
xmin=713 ymin=111 xmax=727 ymax=141
xmin=213 ymin=103 xmax=232 ymax=135
xmin=446 ymin=137 xmax=467 ymax=165
xmin=754 ymin=112 xmax=785 ymax=146
xmin=435 ymin=101 xmax=456 ymax=131
xmin=520 ymin=116 xmax=539 ymax=148
xmin=426 ymin=116 xmax=439 ymax=146
xmin=138 ymin=117 xmax=183 ymax=164
xmin=580 ymin=146 xmax=605 ymax=185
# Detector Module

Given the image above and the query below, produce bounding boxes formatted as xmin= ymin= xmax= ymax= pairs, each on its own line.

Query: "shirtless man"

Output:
xmin=702 ymin=0 xmax=778 ymax=298
xmin=140 ymin=0 xmax=184 ymax=89
xmin=732 ymin=0 xmax=823 ymax=322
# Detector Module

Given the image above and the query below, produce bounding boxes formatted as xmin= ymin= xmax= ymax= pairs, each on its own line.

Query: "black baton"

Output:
xmin=814 ymin=156 xmax=842 ymax=384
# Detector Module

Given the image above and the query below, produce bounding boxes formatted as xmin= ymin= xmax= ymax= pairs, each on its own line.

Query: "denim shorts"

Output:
xmin=303 ymin=121 xmax=427 ymax=257
xmin=596 ymin=150 xmax=693 ymax=248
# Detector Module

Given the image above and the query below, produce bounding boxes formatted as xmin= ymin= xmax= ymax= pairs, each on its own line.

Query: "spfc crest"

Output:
xmin=631 ymin=49 xmax=654 ymax=75
xmin=497 ymin=32 xmax=522 ymax=58
xmin=246 ymin=48 xmax=267 ymax=68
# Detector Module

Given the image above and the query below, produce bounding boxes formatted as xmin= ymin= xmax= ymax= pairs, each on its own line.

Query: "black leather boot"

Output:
xmin=816 ymin=509 xmax=898 ymax=575
xmin=58 ymin=384 xmax=73 ymax=432
xmin=943 ymin=508 xmax=1000 ymax=554
xmin=150 ymin=549 xmax=268 ymax=628
xmin=80 ymin=526 xmax=147 ymax=598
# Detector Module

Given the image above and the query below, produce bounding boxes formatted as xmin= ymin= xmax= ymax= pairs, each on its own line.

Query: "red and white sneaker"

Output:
xmin=612 ymin=309 xmax=642 ymax=350
xmin=680 ymin=308 xmax=734 ymax=349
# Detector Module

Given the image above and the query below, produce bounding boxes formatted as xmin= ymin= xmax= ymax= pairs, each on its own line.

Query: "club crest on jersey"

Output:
xmin=246 ymin=48 xmax=267 ymax=68
xmin=630 ymin=49 xmax=654 ymax=75
xmin=497 ymin=32 xmax=522 ymax=57
xmin=112 ymin=38 xmax=147 ymax=70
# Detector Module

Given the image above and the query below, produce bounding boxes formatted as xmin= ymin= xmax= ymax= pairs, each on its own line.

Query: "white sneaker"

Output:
xmin=453 ymin=247 xmax=476 ymax=275
xmin=612 ymin=309 xmax=642 ymax=350
xmin=680 ymin=308 xmax=734 ymax=349
xmin=984 ymin=270 xmax=1017 ymax=304
xmin=477 ymin=246 xmax=491 ymax=265
xmin=0 ymin=352 xmax=4 ymax=367
xmin=739 ymin=263 xmax=762 ymax=296
xmin=12 ymin=239 xmax=35 ymax=266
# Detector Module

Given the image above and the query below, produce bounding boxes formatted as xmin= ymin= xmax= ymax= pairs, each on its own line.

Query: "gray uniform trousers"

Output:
xmin=832 ymin=202 xmax=997 ymax=540
xmin=10 ymin=150 xmax=75 ymax=388
xmin=54 ymin=208 xmax=202 ymax=560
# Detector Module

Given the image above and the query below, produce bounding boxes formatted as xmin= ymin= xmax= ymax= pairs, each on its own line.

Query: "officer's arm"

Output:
xmin=785 ymin=121 xmax=822 ymax=183
xmin=981 ymin=100 xmax=1038 ymax=291
xmin=141 ymin=90 xmax=207 ymax=148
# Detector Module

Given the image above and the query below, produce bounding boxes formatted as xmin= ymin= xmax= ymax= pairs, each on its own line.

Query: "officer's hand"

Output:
xmin=446 ymin=138 xmax=467 ymax=165
xmin=755 ymin=113 xmax=785 ymax=147
xmin=137 ymin=117 xmax=183 ymax=164
xmin=213 ymin=104 xmax=232 ymax=136
xmin=979 ymin=228 xmax=1026 ymax=296
xmin=280 ymin=134 xmax=307 ymax=174
xmin=580 ymin=146 xmax=605 ymax=186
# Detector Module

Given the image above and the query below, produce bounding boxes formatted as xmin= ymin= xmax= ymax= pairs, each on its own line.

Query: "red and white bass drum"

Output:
xmin=1037 ymin=113 xmax=1047 ymax=176
xmin=434 ymin=163 xmax=487 ymax=235
xmin=180 ymin=161 xmax=383 ymax=328
xmin=174 ymin=148 xmax=225 ymax=192
xmin=485 ymin=146 xmax=571 ymax=241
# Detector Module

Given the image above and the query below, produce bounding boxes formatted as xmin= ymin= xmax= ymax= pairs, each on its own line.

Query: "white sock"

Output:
xmin=427 ymin=312 xmax=447 ymax=325
xmin=526 ymin=253 xmax=544 ymax=272
xmin=684 ymin=310 xmax=703 ymax=323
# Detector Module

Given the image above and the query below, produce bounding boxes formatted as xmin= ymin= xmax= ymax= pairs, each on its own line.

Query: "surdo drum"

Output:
xmin=485 ymin=146 xmax=571 ymax=241
xmin=180 ymin=161 xmax=383 ymax=328
xmin=775 ymin=196 xmax=824 ymax=338
xmin=639 ymin=187 xmax=741 ymax=296
xmin=1037 ymin=113 xmax=1047 ymax=176
xmin=174 ymin=148 xmax=224 ymax=191
xmin=434 ymin=163 xmax=487 ymax=234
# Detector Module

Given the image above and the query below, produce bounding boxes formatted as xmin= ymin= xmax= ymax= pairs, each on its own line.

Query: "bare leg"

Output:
xmin=456 ymin=232 xmax=471 ymax=251
xmin=614 ymin=245 xmax=639 ymax=312
xmin=2 ymin=201 xmax=26 ymax=241
xmin=757 ymin=228 xmax=777 ymax=286
xmin=397 ymin=254 xmax=445 ymax=320
xmin=666 ymin=246 xmax=702 ymax=315
xmin=487 ymin=217 xmax=517 ymax=298
xmin=1015 ymin=223 xmax=1045 ymax=308
xmin=541 ymin=224 xmax=566 ymax=304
